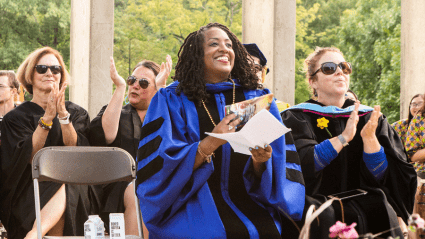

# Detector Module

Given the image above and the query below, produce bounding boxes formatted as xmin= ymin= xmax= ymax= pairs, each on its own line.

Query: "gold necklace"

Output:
xmin=202 ymin=79 xmax=235 ymax=127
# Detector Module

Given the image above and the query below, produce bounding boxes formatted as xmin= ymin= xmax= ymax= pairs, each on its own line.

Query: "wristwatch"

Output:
xmin=58 ymin=112 xmax=71 ymax=124
xmin=338 ymin=134 xmax=349 ymax=147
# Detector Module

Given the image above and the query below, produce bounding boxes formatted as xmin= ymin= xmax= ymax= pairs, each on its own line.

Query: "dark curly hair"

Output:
xmin=174 ymin=22 xmax=259 ymax=104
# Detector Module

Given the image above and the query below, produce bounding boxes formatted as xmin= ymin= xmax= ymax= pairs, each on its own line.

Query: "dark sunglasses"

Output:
xmin=311 ymin=62 xmax=352 ymax=76
xmin=35 ymin=65 xmax=62 ymax=75
xmin=126 ymin=76 xmax=150 ymax=89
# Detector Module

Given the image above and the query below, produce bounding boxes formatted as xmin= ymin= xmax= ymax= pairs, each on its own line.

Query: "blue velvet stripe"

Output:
xmin=136 ymin=82 xmax=305 ymax=238
xmin=363 ymin=146 xmax=388 ymax=180
xmin=284 ymin=102 xmax=373 ymax=114
xmin=314 ymin=139 xmax=338 ymax=171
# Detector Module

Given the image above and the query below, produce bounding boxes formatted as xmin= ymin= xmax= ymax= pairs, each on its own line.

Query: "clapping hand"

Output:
xmin=155 ymin=55 xmax=172 ymax=89
xmin=110 ymin=56 xmax=126 ymax=88
xmin=360 ymin=105 xmax=381 ymax=140
xmin=56 ymin=81 xmax=68 ymax=118
xmin=341 ymin=100 xmax=360 ymax=143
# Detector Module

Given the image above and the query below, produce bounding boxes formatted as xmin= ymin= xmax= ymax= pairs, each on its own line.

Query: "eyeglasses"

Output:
xmin=410 ymin=102 xmax=424 ymax=108
xmin=35 ymin=65 xmax=62 ymax=75
xmin=126 ymin=76 xmax=150 ymax=89
xmin=311 ymin=62 xmax=352 ymax=76
xmin=0 ymin=85 xmax=12 ymax=90
xmin=253 ymin=63 xmax=263 ymax=72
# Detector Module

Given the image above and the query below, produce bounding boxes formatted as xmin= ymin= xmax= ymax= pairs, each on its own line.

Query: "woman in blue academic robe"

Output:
xmin=135 ymin=23 xmax=305 ymax=238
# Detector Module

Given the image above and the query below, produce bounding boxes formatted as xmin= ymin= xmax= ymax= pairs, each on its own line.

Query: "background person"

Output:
xmin=243 ymin=43 xmax=290 ymax=112
xmin=281 ymin=47 xmax=416 ymax=238
xmin=345 ymin=88 xmax=358 ymax=101
xmin=392 ymin=94 xmax=424 ymax=147
xmin=136 ymin=23 xmax=305 ymax=238
xmin=405 ymin=95 xmax=425 ymax=173
xmin=0 ymin=47 xmax=92 ymax=238
xmin=0 ymin=70 xmax=19 ymax=146
xmin=89 ymin=55 xmax=171 ymax=237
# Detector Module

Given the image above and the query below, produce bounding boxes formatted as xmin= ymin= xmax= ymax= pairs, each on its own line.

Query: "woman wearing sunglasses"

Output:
xmin=281 ymin=47 xmax=416 ymax=238
xmin=0 ymin=47 xmax=92 ymax=238
xmin=89 ymin=55 xmax=171 ymax=238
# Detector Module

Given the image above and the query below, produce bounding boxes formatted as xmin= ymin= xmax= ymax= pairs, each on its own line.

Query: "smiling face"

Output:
xmin=410 ymin=96 xmax=424 ymax=116
xmin=32 ymin=54 xmax=61 ymax=93
xmin=127 ymin=66 xmax=157 ymax=109
xmin=310 ymin=51 xmax=350 ymax=101
xmin=202 ymin=27 xmax=235 ymax=84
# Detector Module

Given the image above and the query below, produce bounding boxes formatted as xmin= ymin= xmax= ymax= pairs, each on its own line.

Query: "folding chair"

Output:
xmin=32 ymin=146 xmax=143 ymax=239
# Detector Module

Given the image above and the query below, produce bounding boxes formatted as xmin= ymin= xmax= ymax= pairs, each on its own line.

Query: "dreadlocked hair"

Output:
xmin=174 ymin=22 xmax=259 ymax=105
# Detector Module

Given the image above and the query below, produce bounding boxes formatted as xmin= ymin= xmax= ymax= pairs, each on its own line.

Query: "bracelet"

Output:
xmin=338 ymin=134 xmax=349 ymax=147
xmin=38 ymin=117 xmax=52 ymax=130
xmin=58 ymin=112 xmax=71 ymax=124
xmin=197 ymin=143 xmax=214 ymax=163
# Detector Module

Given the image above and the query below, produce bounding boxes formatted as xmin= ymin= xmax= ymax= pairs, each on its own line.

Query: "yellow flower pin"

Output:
xmin=317 ymin=117 xmax=332 ymax=137
xmin=317 ymin=117 xmax=329 ymax=129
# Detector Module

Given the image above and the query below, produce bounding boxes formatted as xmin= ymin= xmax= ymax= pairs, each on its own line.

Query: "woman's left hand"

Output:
xmin=361 ymin=105 xmax=382 ymax=153
xmin=360 ymin=105 xmax=381 ymax=140
xmin=56 ymin=82 xmax=68 ymax=118
xmin=250 ymin=144 xmax=273 ymax=163
xmin=250 ymin=144 xmax=272 ymax=177
xmin=155 ymin=55 xmax=172 ymax=88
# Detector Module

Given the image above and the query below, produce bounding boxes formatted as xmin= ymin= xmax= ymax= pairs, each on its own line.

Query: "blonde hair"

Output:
xmin=16 ymin=47 xmax=68 ymax=94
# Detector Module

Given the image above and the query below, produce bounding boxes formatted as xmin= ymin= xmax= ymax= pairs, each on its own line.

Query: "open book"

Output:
xmin=206 ymin=109 xmax=291 ymax=155
xmin=225 ymin=93 xmax=274 ymax=129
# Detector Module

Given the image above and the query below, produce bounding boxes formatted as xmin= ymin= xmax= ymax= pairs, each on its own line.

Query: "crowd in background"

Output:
xmin=0 ymin=21 xmax=422 ymax=239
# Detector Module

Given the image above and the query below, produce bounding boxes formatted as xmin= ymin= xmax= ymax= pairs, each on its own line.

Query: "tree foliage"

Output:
xmin=335 ymin=0 xmax=401 ymax=122
xmin=0 ymin=0 xmax=71 ymax=70
xmin=113 ymin=0 xmax=242 ymax=83
xmin=0 ymin=0 xmax=403 ymax=122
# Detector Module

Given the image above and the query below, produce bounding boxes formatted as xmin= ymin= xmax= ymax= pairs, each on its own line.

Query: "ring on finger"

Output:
xmin=228 ymin=125 xmax=233 ymax=131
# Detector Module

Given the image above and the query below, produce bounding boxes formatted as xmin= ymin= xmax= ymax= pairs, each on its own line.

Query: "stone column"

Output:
xmin=401 ymin=0 xmax=425 ymax=119
xmin=70 ymin=0 xmax=114 ymax=118
xmin=242 ymin=0 xmax=296 ymax=105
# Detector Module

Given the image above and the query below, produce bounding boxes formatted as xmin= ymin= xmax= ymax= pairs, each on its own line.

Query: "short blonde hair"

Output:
xmin=16 ymin=47 xmax=68 ymax=94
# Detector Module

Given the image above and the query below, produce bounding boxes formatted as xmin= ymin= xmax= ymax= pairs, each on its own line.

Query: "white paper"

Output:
xmin=205 ymin=109 xmax=291 ymax=155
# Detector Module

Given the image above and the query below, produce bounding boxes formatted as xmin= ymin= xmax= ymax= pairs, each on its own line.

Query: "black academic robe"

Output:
xmin=0 ymin=101 xmax=93 ymax=238
xmin=281 ymin=99 xmax=417 ymax=237
xmin=89 ymin=103 xmax=142 ymax=227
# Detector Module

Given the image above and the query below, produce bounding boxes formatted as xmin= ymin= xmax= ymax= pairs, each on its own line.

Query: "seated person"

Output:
xmin=89 ymin=55 xmax=171 ymax=238
xmin=392 ymin=94 xmax=424 ymax=148
xmin=281 ymin=47 xmax=416 ymax=238
xmin=405 ymin=94 xmax=425 ymax=174
xmin=136 ymin=23 xmax=305 ymax=238
xmin=243 ymin=43 xmax=290 ymax=112
xmin=345 ymin=89 xmax=358 ymax=101
xmin=1 ymin=47 xmax=92 ymax=238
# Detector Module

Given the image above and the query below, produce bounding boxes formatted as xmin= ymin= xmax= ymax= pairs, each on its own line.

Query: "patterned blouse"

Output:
xmin=391 ymin=119 xmax=409 ymax=146
xmin=405 ymin=113 xmax=425 ymax=172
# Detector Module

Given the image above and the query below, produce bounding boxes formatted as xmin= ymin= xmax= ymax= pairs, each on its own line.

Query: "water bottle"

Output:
xmin=109 ymin=213 xmax=125 ymax=239
xmin=84 ymin=217 xmax=96 ymax=239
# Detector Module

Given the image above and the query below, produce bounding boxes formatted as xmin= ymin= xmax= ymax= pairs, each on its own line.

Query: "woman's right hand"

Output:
xmin=155 ymin=55 xmax=172 ymax=89
xmin=211 ymin=113 xmax=243 ymax=146
xmin=43 ymin=83 xmax=58 ymax=124
xmin=341 ymin=100 xmax=360 ymax=143
xmin=110 ymin=57 xmax=126 ymax=88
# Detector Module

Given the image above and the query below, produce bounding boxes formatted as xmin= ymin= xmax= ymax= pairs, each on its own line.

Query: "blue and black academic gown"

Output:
xmin=281 ymin=99 xmax=417 ymax=237
xmin=136 ymin=80 xmax=305 ymax=239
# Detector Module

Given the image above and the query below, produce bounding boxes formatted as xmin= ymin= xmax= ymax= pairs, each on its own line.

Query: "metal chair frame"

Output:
xmin=32 ymin=146 xmax=142 ymax=239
